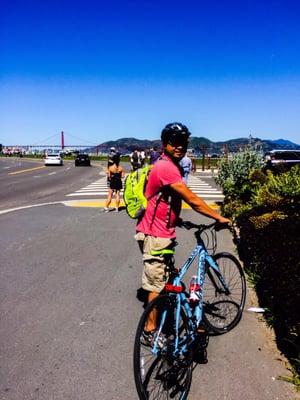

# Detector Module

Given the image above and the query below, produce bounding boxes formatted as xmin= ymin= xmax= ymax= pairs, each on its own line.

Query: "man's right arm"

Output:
xmin=169 ymin=181 xmax=230 ymax=224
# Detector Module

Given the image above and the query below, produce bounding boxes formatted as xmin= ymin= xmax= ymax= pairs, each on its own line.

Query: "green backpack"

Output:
xmin=123 ymin=166 xmax=152 ymax=219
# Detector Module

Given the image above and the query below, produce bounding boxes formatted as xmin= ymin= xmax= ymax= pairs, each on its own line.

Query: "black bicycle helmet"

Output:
xmin=161 ymin=122 xmax=191 ymax=145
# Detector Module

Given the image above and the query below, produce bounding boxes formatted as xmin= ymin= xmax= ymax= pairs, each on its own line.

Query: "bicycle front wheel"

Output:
xmin=133 ymin=294 xmax=193 ymax=400
xmin=204 ymin=252 xmax=246 ymax=334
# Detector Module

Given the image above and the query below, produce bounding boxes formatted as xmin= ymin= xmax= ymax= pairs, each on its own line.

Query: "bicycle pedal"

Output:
xmin=196 ymin=323 xmax=207 ymax=335
xmin=196 ymin=327 xmax=209 ymax=349
xmin=193 ymin=348 xmax=208 ymax=364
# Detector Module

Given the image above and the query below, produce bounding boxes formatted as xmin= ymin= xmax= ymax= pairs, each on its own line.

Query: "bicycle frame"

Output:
xmin=153 ymin=233 xmax=231 ymax=356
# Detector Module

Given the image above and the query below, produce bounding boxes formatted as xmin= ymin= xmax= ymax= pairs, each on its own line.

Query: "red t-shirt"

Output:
xmin=136 ymin=154 xmax=183 ymax=238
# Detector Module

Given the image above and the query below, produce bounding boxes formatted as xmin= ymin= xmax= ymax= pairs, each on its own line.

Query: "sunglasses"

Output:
xmin=168 ymin=138 xmax=189 ymax=147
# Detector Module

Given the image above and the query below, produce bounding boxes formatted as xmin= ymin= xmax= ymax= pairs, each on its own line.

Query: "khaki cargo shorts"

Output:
xmin=135 ymin=232 xmax=176 ymax=293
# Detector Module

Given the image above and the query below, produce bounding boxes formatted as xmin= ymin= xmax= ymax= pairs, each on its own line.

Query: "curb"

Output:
xmin=0 ymin=199 xmax=220 ymax=216
xmin=62 ymin=200 xmax=221 ymax=210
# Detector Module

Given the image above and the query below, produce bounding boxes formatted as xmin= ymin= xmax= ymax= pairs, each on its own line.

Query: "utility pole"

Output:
xmin=223 ymin=144 xmax=229 ymax=160
xmin=200 ymin=144 xmax=207 ymax=171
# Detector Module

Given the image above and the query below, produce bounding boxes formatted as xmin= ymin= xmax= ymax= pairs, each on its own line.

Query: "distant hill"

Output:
xmin=264 ymin=139 xmax=300 ymax=150
xmin=87 ymin=136 xmax=300 ymax=154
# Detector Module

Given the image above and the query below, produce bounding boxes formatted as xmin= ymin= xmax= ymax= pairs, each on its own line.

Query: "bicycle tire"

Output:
xmin=203 ymin=252 xmax=246 ymax=334
xmin=133 ymin=294 xmax=193 ymax=400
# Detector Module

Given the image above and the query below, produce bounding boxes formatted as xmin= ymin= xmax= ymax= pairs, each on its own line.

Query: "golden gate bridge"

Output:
xmin=4 ymin=131 xmax=101 ymax=152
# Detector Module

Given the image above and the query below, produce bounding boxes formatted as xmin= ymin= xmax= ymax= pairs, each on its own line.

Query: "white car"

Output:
xmin=44 ymin=153 xmax=64 ymax=166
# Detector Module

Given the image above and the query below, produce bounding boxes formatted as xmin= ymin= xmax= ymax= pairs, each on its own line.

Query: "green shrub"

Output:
xmin=221 ymin=165 xmax=300 ymax=220
xmin=222 ymin=199 xmax=252 ymax=219
xmin=216 ymin=148 xmax=263 ymax=203
xmin=249 ymin=168 xmax=268 ymax=185
xmin=248 ymin=210 xmax=287 ymax=229
xmin=237 ymin=215 xmax=300 ymax=372
xmin=218 ymin=161 xmax=300 ymax=386
xmin=253 ymin=166 xmax=300 ymax=211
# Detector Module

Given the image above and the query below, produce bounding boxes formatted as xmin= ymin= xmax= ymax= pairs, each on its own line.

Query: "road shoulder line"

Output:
xmin=0 ymin=201 xmax=63 ymax=215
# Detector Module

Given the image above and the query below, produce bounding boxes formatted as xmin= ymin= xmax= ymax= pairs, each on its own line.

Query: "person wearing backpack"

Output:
xmin=130 ymin=149 xmax=141 ymax=171
xmin=134 ymin=122 xmax=230 ymax=337
xmin=140 ymin=149 xmax=146 ymax=167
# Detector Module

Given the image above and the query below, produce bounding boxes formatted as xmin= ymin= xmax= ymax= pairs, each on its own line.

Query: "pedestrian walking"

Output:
xmin=179 ymin=153 xmax=193 ymax=184
xmin=104 ymin=154 xmax=125 ymax=213
xmin=191 ymin=154 xmax=197 ymax=173
xmin=140 ymin=149 xmax=146 ymax=167
xmin=107 ymin=147 xmax=118 ymax=187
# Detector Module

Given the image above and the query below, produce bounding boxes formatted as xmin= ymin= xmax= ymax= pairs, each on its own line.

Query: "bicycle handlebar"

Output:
xmin=177 ymin=219 xmax=233 ymax=254
xmin=178 ymin=220 xmax=232 ymax=233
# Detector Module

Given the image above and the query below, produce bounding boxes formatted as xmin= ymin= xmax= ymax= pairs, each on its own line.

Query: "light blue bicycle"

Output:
xmin=133 ymin=221 xmax=246 ymax=399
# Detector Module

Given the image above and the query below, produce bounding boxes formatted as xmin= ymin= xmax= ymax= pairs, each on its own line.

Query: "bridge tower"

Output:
xmin=61 ymin=131 xmax=65 ymax=150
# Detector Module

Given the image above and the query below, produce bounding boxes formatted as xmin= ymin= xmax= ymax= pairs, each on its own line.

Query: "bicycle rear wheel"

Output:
xmin=204 ymin=252 xmax=246 ymax=334
xmin=133 ymin=294 xmax=193 ymax=400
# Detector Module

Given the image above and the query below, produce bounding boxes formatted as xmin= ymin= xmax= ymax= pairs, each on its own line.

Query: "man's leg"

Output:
xmin=145 ymin=291 xmax=159 ymax=332
xmin=141 ymin=236 xmax=175 ymax=332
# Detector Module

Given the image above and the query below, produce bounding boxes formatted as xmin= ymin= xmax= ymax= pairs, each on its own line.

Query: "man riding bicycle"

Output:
xmin=135 ymin=122 xmax=230 ymax=338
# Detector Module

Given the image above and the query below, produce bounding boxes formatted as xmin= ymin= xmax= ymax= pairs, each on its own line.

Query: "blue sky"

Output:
xmin=1 ymin=0 xmax=300 ymax=146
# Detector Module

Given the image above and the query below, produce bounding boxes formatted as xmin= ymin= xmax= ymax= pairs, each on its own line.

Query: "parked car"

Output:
xmin=264 ymin=150 xmax=300 ymax=172
xmin=44 ymin=153 xmax=64 ymax=166
xmin=75 ymin=153 xmax=91 ymax=166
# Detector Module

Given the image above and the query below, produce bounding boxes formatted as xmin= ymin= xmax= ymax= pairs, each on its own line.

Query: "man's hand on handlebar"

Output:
xmin=216 ymin=216 xmax=231 ymax=225
xmin=215 ymin=216 xmax=232 ymax=231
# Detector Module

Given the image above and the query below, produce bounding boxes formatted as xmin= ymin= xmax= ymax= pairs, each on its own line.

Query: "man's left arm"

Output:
xmin=169 ymin=181 xmax=230 ymax=223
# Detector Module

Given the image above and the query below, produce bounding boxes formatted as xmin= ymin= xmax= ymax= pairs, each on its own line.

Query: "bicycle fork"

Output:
xmin=206 ymin=255 xmax=231 ymax=296
xmin=151 ymin=293 xmax=186 ymax=358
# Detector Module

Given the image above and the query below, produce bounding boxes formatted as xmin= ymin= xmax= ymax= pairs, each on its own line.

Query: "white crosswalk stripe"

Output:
xmin=188 ymin=175 xmax=224 ymax=201
xmin=66 ymin=174 xmax=224 ymax=201
xmin=186 ymin=175 xmax=224 ymax=200
xmin=66 ymin=176 xmax=110 ymax=196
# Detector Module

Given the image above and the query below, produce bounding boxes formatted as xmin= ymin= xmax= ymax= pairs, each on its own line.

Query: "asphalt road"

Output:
xmin=0 ymin=157 xmax=297 ymax=399
xmin=0 ymin=157 xmax=104 ymax=211
xmin=0 ymin=157 xmax=224 ymax=213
